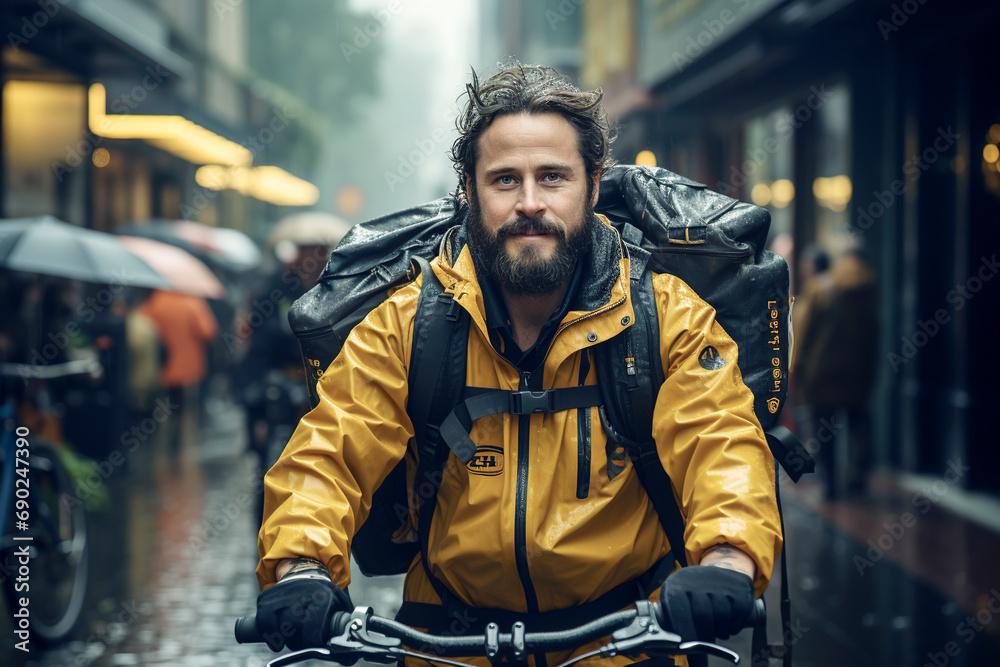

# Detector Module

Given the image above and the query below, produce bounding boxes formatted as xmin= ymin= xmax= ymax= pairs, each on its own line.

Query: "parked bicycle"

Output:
xmin=236 ymin=597 xmax=765 ymax=666
xmin=0 ymin=358 xmax=96 ymax=643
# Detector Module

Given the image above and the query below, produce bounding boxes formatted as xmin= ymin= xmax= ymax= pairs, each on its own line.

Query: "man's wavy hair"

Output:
xmin=451 ymin=63 xmax=616 ymax=204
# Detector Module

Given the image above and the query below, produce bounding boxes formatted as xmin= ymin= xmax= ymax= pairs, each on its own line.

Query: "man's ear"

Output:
xmin=590 ymin=172 xmax=601 ymax=207
xmin=465 ymin=173 xmax=473 ymax=198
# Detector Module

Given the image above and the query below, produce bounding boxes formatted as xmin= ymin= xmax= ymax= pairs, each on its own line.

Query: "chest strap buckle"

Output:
xmin=509 ymin=390 xmax=554 ymax=415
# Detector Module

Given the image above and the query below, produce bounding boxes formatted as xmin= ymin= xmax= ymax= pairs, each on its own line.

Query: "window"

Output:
xmin=744 ymin=106 xmax=795 ymax=240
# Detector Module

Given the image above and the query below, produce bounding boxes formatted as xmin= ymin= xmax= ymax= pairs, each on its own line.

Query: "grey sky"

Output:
xmin=346 ymin=0 xmax=480 ymax=213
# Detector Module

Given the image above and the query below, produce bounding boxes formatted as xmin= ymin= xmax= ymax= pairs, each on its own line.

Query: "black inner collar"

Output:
xmin=479 ymin=259 xmax=585 ymax=373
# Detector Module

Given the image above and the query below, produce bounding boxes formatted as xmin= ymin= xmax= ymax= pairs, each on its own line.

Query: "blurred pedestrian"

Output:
xmin=788 ymin=244 xmax=831 ymax=431
xmin=245 ymin=243 xmax=331 ymax=374
xmin=793 ymin=244 xmax=878 ymax=498
xmin=239 ymin=242 xmax=335 ymax=530
xmin=797 ymin=243 xmax=830 ymax=289
xmin=140 ymin=289 xmax=219 ymax=459
xmin=114 ymin=288 xmax=164 ymax=426
xmin=0 ymin=272 xmax=30 ymax=365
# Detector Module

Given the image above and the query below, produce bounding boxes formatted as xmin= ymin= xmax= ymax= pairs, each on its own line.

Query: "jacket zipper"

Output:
xmin=496 ymin=240 xmax=626 ymax=617
xmin=514 ymin=369 xmax=541 ymax=615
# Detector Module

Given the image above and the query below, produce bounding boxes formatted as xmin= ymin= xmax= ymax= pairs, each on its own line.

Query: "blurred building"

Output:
xmin=481 ymin=0 xmax=1000 ymax=492
xmin=0 ymin=0 xmax=324 ymax=238
xmin=245 ymin=0 xmax=383 ymax=222
xmin=479 ymin=0 xmax=584 ymax=81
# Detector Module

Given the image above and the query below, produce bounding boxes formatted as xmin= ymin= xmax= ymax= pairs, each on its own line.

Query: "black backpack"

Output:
xmin=288 ymin=164 xmax=813 ymax=664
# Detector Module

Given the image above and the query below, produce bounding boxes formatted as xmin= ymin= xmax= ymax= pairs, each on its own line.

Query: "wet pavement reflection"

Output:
xmin=0 ymin=399 xmax=271 ymax=666
xmin=2 ymin=400 xmax=999 ymax=667
xmin=716 ymin=481 xmax=1000 ymax=667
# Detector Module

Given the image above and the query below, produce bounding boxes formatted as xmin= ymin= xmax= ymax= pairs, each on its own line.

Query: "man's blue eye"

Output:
xmin=544 ymin=173 xmax=562 ymax=182
xmin=498 ymin=175 xmax=514 ymax=185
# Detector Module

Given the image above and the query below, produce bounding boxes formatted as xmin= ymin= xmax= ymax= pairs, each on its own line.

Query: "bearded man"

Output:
xmin=254 ymin=64 xmax=781 ymax=667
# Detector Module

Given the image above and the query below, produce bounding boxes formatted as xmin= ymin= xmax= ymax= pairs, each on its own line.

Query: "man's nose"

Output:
xmin=515 ymin=181 xmax=546 ymax=218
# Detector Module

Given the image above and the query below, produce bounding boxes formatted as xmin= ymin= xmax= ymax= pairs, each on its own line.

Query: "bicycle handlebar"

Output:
xmin=234 ymin=599 xmax=764 ymax=665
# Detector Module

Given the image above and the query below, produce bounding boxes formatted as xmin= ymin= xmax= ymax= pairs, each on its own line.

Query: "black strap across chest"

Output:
xmin=438 ymin=385 xmax=604 ymax=464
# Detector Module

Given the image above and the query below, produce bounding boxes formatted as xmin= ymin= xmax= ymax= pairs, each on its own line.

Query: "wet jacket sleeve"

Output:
xmin=255 ymin=287 xmax=417 ymax=590
xmin=650 ymin=274 xmax=782 ymax=597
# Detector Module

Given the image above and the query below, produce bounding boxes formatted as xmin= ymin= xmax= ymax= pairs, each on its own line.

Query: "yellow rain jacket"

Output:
xmin=257 ymin=216 xmax=782 ymax=665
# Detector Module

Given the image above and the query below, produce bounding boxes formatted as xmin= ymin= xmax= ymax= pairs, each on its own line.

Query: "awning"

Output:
xmin=63 ymin=0 xmax=194 ymax=79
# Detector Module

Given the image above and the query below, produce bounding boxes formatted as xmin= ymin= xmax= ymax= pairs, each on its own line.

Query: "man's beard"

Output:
xmin=466 ymin=189 xmax=594 ymax=297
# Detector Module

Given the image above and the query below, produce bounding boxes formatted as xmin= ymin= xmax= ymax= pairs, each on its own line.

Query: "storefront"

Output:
xmin=624 ymin=0 xmax=1000 ymax=489
xmin=1 ymin=0 xmax=194 ymax=228
xmin=2 ymin=50 xmax=89 ymax=225
xmin=1 ymin=0 xmax=318 ymax=235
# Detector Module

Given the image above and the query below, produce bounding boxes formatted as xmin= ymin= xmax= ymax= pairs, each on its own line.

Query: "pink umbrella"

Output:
xmin=172 ymin=220 xmax=261 ymax=271
xmin=119 ymin=236 xmax=225 ymax=299
xmin=171 ymin=220 xmax=219 ymax=251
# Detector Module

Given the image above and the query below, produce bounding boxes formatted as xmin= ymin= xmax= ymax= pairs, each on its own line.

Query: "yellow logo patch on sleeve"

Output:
xmin=698 ymin=346 xmax=728 ymax=370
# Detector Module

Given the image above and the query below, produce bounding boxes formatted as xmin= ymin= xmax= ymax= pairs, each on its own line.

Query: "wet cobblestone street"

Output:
xmin=3 ymin=399 xmax=404 ymax=667
xmin=6 ymin=403 xmax=266 ymax=666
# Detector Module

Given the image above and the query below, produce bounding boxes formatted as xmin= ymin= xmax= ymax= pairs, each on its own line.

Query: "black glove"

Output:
xmin=256 ymin=576 xmax=352 ymax=651
xmin=660 ymin=566 xmax=755 ymax=642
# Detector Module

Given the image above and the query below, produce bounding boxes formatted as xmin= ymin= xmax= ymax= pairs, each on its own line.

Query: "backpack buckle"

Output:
xmin=509 ymin=390 xmax=553 ymax=415
xmin=438 ymin=293 xmax=462 ymax=322
xmin=667 ymin=225 xmax=707 ymax=245
xmin=635 ymin=440 xmax=660 ymax=468
xmin=421 ymin=424 xmax=440 ymax=447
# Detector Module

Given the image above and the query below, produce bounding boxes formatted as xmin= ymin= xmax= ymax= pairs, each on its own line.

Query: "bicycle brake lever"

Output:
xmin=677 ymin=641 xmax=740 ymax=663
xmin=336 ymin=608 xmax=477 ymax=667
xmin=611 ymin=602 xmax=679 ymax=642
xmin=601 ymin=601 xmax=739 ymax=665
xmin=322 ymin=607 xmax=402 ymax=664
xmin=601 ymin=601 xmax=683 ymax=658
xmin=266 ymin=647 xmax=336 ymax=666
xmin=266 ymin=608 xmax=402 ymax=666
xmin=344 ymin=607 xmax=402 ymax=650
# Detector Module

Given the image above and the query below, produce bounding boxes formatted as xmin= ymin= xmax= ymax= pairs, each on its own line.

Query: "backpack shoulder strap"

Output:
xmin=595 ymin=227 xmax=690 ymax=568
xmin=406 ymin=256 xmax=469 ymax=450
xmin=405 ymin=256 xmax=471 ymax=603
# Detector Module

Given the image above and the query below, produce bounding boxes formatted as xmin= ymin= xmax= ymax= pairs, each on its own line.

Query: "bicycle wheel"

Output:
xmin=2 ymin=443 xmax=89 ymax=643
